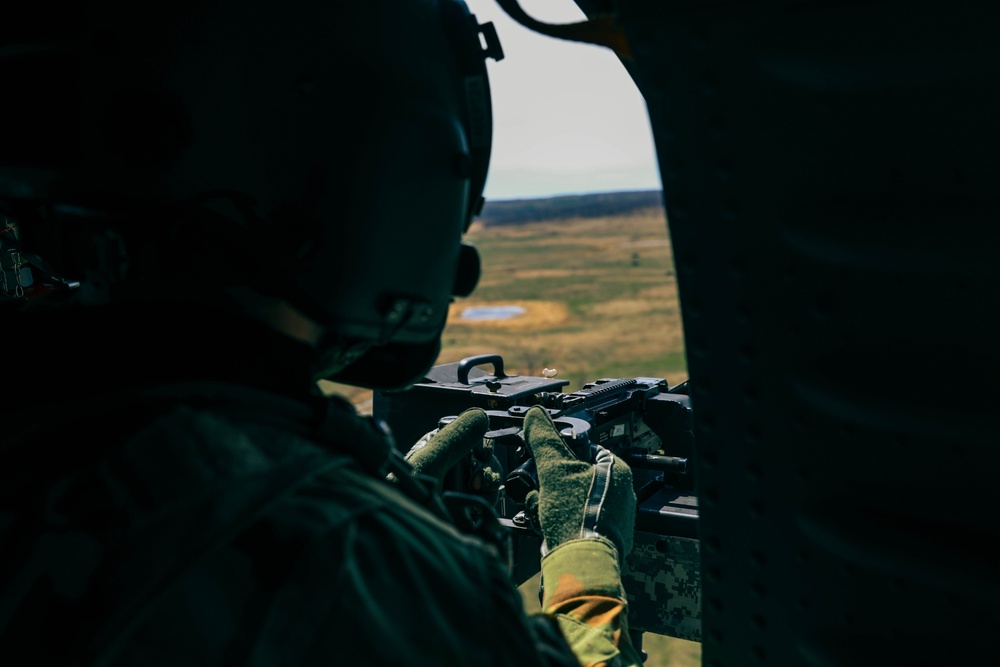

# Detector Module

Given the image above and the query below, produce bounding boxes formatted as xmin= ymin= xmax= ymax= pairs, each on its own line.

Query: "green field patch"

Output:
xmin=441 ymin=208 xmax=686 ymax=388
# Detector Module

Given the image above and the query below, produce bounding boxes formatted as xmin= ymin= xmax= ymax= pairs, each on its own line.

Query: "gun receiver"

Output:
xmin=373 ymin=354 xmax=701 ymax=641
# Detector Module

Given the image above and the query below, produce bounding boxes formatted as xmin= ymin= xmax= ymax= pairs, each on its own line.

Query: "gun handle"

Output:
xmin=456 ymin=354 xmax=506 ymax=384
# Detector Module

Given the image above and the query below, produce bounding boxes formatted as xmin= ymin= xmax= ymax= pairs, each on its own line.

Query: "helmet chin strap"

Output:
xmin=225 ymin=286 xmax=325 ymax=347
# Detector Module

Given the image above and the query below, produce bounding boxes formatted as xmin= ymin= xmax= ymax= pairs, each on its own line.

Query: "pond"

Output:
xmin=460 ymin=305 xmax=526 ymax=321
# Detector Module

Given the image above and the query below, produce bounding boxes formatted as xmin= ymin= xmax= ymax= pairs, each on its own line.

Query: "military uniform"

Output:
xmin=1 ymin=301 xmax=639 ymax=666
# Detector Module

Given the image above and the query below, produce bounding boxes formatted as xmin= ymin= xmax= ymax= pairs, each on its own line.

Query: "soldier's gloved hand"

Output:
xmin=524 ymin=404 xmax=645 ymax=667
xmin=522 ymin=405 xmax=636 ymax=559
xmin=404 ymin=408 xmax=503 ymax=504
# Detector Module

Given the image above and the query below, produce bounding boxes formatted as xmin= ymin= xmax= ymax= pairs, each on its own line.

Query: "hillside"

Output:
xmin=478 ymin=189 xmax=664 ymax=226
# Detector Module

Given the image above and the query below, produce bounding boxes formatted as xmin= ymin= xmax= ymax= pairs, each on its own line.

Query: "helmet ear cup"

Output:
xmin=452 ymin=243 xmax=481 ymax=298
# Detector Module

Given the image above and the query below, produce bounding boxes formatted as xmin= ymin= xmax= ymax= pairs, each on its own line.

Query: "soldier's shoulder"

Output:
xmin=275 ymin=460 xmax=496 ymax=554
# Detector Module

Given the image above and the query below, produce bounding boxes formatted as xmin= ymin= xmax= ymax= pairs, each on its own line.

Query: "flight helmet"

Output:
xmin=0 ymin=0 xmax=503 ymax=389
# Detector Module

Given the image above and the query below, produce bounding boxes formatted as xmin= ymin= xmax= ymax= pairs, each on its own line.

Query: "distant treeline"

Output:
xmin=477 ymin=189 xmax=664 ymax=226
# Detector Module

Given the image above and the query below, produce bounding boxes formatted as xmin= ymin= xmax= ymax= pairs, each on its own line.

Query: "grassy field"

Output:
xmin=437 ymin=208 xmax=687 ymax=389
xmin=323 ymin=203 xmax=699 ymax=665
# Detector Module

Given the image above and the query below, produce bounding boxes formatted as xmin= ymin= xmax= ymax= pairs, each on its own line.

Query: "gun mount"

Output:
xmin=374 ymin=353 xmax=701 ymax=641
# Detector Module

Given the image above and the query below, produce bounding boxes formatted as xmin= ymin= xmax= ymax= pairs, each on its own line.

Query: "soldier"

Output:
xmin=0 ymin=1 xmax=642 ymax=665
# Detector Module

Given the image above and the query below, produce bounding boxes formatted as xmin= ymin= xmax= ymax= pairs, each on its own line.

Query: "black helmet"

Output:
xmin=0 ymin=0 xmax=503 ymax=389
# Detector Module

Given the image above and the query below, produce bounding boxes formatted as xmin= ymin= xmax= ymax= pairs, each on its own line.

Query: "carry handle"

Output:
xmin=456 ymin=354 xmax=506 ymax=385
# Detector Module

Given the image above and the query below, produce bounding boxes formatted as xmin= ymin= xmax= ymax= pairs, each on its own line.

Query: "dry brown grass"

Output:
xmin=441 ymin=208 xmax=687 ymax=386
xmin=446 ymin=299 xmax=573 ymax=331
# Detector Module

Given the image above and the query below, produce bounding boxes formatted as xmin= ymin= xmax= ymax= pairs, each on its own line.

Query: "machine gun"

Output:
xmin=373 ymin=354 xmax=701 ymax=641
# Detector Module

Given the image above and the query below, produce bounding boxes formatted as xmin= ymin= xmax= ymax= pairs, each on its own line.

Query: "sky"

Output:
xmin=463 ymin=0 xmax=663 ymax=201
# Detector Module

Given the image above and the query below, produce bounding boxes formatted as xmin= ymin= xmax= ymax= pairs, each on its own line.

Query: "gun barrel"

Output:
xmin=624 ymin=452 xmax=688 ymax=474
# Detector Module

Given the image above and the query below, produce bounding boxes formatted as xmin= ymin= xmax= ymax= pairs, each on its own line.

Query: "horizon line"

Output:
xmin=482 ymin=187 xmax=663 ymax=204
